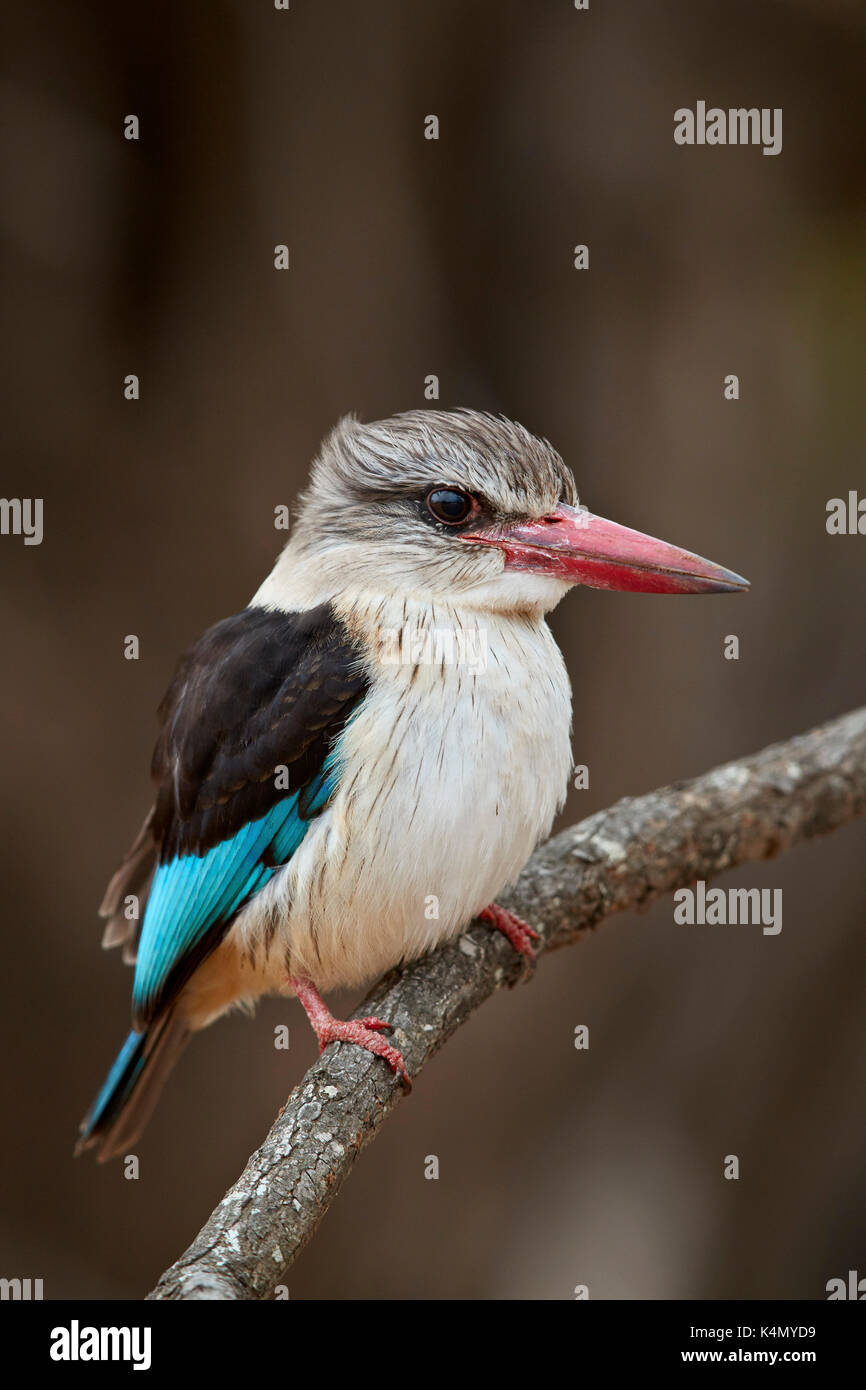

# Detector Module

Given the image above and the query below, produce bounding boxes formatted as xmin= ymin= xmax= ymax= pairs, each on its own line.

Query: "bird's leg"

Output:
xmin=290 ymin=977 xmax=411 ymax=1088
xmin=479 ymin=903 xmax=540 ymax=966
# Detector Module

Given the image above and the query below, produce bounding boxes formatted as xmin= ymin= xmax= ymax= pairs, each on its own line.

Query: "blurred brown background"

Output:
xmin=2 ymin=0 xmax=865 ymax=1300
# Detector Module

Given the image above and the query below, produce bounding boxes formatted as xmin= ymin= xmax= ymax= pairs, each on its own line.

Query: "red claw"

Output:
xmin=480 ymin=903 xmax=540 ymax=965
xmin=291 ymin=978 xmax=412 ymax=1088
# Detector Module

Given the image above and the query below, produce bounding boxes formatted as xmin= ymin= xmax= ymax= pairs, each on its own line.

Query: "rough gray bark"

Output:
xmin=148 ymin=705 xmax=866 ymax=1300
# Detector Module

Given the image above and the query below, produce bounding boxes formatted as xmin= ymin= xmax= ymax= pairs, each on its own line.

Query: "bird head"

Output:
xmin=277 ymin=409 xmax=748 ymax=615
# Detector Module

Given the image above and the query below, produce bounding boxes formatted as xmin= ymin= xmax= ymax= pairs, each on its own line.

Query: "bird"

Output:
xmin=78 ymin=409 xmax=748 ymax=1160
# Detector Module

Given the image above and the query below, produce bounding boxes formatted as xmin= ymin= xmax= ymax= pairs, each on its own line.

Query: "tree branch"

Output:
xmin=148 ymin=705 xmax=866 ymax=1300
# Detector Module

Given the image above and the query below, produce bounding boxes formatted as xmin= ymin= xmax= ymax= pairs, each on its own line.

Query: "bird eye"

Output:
xmin=425 ymin=488 xmax=477 ymax=526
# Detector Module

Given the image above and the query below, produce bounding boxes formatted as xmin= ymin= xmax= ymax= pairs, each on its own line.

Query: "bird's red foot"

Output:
xmin=480 ymin=903 xmax=540 ymax=966
xmin=290 ymin=977 xmax=411 ymax=1088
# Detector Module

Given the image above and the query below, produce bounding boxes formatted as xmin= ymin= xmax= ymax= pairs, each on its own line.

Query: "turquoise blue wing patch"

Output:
xmin=132 ymin=768 xmax=337 ymax=1024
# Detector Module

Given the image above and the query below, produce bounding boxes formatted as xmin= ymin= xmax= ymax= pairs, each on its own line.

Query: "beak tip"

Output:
xmin=714 ymin=568 xmax=750 ymax=593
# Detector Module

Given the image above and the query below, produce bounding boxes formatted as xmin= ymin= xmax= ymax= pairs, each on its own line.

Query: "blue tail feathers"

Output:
xmin=79 ymin=1030 xmax=146 ymax=1146
xmin=77 ymin=1011 xmax=190 ymax=1161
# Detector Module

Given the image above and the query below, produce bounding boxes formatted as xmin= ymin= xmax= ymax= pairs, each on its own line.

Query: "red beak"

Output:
xmin=461 ymin=503 xmax=749 ymax=594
